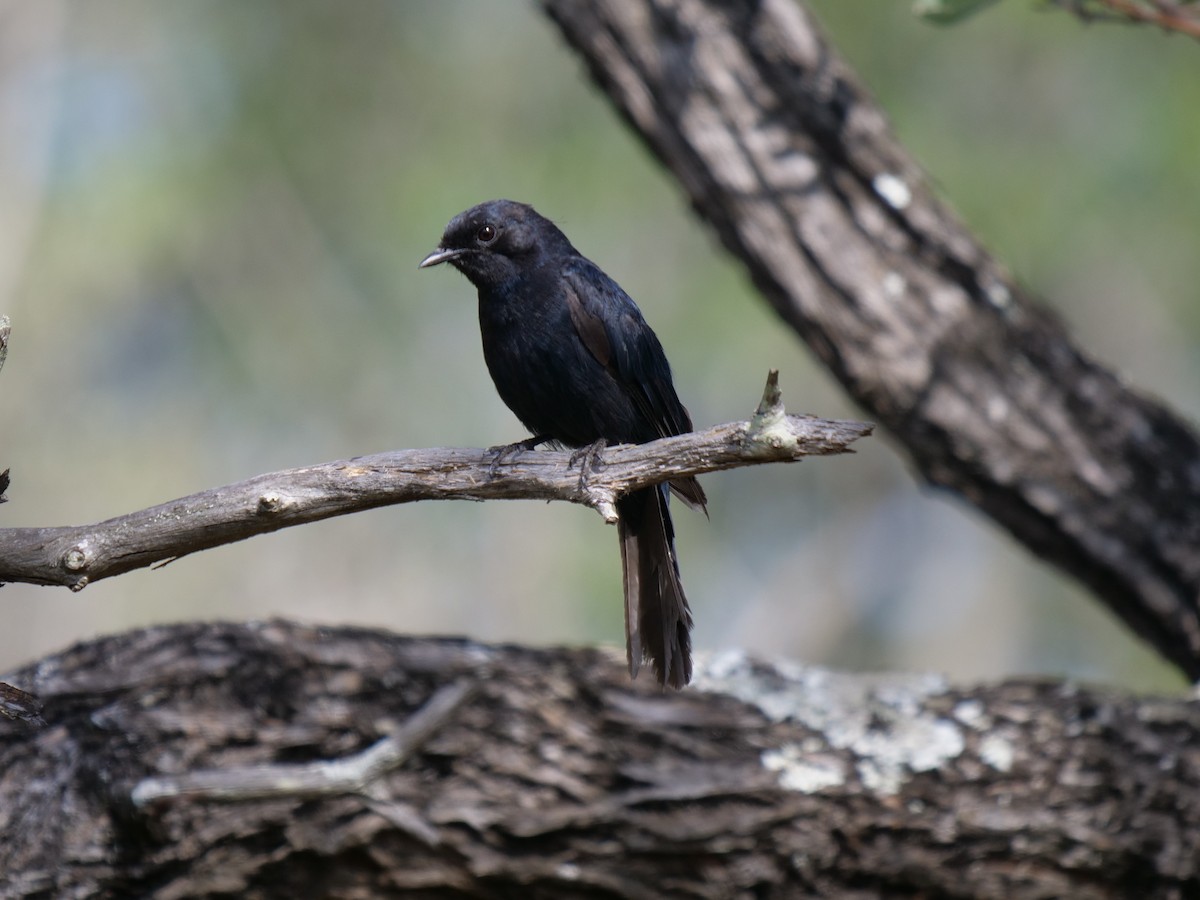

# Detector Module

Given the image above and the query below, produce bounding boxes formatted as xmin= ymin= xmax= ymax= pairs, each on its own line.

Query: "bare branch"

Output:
xmin=1050 ymin=0 xmax=1200 ymax=40
xmin=0 ymin=373 xmax=871 ymax=591
xmin=0 ymin=681 xmax=43 ymax=727
xmin=131 ymin=678 xmax=476 ymax=807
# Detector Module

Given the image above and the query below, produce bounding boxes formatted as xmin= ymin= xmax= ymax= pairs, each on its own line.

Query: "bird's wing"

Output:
xmin=561 ymin=259 xmax=692 ymax=440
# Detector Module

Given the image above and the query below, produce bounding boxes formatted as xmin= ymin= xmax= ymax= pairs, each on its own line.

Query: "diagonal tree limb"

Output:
xmin=0 ymin=372 xmax=870 ymax=591
xmin=541 ymin=0 xmax=1200 ymax=681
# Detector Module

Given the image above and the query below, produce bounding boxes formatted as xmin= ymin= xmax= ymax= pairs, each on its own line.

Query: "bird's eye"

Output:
xmin=477 ymin=224 xmax=497 ymax=243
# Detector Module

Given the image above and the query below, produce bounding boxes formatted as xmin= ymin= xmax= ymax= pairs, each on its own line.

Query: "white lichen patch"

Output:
xmin=984 ymin=279 xmax=1012 ymax=310
xmin=881 ymin=271 xmax=906 ymax=298
xmin=979 ymin=734 xmax=1015 ymax=773
xmin=852 ymin=715 xmax=964 ymax=795
xmin=953 ymin=698 xmax=989 ymax=730
xmin=762 ymin=744 xmax=846 ymax=793
xmin=873 ymin=173 xmax=912 ymax=210
xmin=694 ymin=653 xmax=965 ymax=796
xmin=746 ymin=413 xmax=796 ymax=452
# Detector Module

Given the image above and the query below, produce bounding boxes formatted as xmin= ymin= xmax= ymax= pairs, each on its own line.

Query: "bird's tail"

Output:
xmin=618 ymin=484 xmax=694 ymax=689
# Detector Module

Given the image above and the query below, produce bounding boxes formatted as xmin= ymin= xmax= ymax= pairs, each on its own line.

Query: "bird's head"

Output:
xmin=419 ymin=199 xmax=572 ymax=288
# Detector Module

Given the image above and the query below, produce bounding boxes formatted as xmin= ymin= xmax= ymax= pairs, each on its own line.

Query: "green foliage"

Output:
xmin=912 ymin=0 xmax=1003 ymax=25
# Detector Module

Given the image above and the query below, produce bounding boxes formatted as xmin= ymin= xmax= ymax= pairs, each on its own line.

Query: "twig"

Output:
xmin=1050 ymin=0 xmax=1200 ymax=39
xmin=131 ymin=678 xmax=476 ymax=807
xmin=0 ymin=372 xmax=872 ymax=591
xmin=0 ymin=682 xmax=44 ymax=728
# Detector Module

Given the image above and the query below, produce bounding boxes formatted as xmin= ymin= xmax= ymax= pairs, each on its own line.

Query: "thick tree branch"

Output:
xmin=541 ymin=0 xmax=1200 ymax=681
xmin=1 ymin=621 xmax=1197 ymax=898
xmin=0 ymin=373 xmax=870 ymax=591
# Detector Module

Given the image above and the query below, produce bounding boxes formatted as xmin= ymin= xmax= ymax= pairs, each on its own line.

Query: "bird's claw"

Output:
xmin=568 ymin=438 xmax=608 ymax=491
xmin=486 ymin=435 xmax=550 ymax=480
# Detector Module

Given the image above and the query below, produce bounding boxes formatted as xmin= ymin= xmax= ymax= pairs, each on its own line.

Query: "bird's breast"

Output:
xmin=477 ymin=286 xmax=609 ymax=445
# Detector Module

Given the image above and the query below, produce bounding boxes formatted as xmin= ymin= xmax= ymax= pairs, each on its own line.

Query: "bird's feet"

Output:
xmin=486 ymin=434 xmax=551 ymax=480
xmin=567 ymin=438 xmax=608 ymax=491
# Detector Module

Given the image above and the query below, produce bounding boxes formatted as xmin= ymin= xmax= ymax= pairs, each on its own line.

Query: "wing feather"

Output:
xmin=562 ymin=260 xmax=691 ymax=440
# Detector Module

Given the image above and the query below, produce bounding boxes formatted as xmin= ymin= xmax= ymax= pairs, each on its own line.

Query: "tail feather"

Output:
xmin=617 ymin=485 xmax=693 ymax=689
xmin=669 ymin=475 xmax=708 ymax=515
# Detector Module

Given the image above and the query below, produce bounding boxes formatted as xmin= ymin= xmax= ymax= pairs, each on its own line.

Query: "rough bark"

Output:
xmin=0 ymin=620 xmax=1197 ymax=899
xmin=541 ymin=0 xmax=1200 ymax=681
xmin=0 ymin=374 xmax=869 ymax=591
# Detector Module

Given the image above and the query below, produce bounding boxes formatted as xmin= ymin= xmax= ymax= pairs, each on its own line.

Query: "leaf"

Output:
xmin=912 ymin=0 xmax=1003 ymax=24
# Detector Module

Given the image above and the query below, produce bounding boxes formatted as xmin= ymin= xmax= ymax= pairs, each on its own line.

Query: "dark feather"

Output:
xmin=421 ymin=199 xmax=706 ymax=687
xmin=618 ymin=486 xmax=692 ymax=689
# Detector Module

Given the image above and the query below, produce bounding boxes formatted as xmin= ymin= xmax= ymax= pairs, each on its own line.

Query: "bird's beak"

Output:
xmin=418 ymin=246 xmax=467 ymax=269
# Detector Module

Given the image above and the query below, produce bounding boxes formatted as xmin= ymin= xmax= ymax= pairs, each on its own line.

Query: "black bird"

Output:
xmin=420 ymin=200 xmax=706 ymax=688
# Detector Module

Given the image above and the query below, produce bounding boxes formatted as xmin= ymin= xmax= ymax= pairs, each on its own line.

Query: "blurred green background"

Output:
xmin=1 ymin=1 xmax=1196 ymax=690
